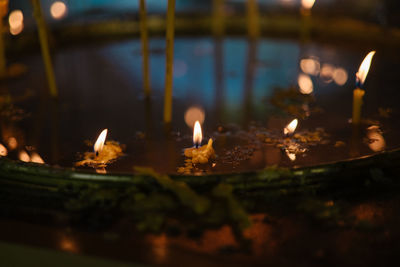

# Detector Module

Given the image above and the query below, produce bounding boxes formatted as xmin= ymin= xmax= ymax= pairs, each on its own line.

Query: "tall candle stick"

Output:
xmin=0 ymin=0 xmax=8 ymax=77
xmin=246 ymin=0 xmax=260 ymax=40
xmin=212 ymin=0 xmax=224 ymax=37
xmin=140 ymin=0 xmax=151 ymax=98
xmin=352 ymin=51 xmax=375 ymax=125
xmin=300 ymin=0 xmax=315 ymax=42
xmin=31 ymin=0 xmax=58 ymax=98
xmin=163 ymin=0 xmax=175 ymax=124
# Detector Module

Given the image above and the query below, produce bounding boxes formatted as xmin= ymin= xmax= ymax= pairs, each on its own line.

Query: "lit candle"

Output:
xmin=0 ymin=143 xmax=7 ymax=156
xmin=184 ymin=121 xmax=215 ymax=164
xmin=352 ymin=51 xmax=375 ymax=125
xmin=140 ymin=0 xmax=151 ymax=98
xmin=31 ymin=0 xmax=58 ymax=97
xmin=0 ymin=0 xmax=8 ymax=77
xmin=283 ymin=118 xmax=298 ymax=136
xmin=163 ymin=0 xmax=175 ymax=124
xmin=246 ymin=0 xmax=260 ymax=39
xmin=76 ymin=129 xmax=124 ymax=168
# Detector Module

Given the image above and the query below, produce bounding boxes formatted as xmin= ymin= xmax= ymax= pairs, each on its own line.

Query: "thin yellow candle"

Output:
xmin=163 ymin=0 xmax=175 ymax=124
xmin=31 ymin=0 xmax=58 ymax=98
xmin=212 ymin=0 xmax=224 ymax=37
xmin=352 ymin=51 xmax=376 ymax=125
xmin=300 ymin=0 xmax=315 ymax=41
xmin=140 ymin=0 xmax=151 ymax=98
xmin=246 ymin=0 xmax=260 ymax=39
xmin=0 ymin=0 xmax=8 ymax=77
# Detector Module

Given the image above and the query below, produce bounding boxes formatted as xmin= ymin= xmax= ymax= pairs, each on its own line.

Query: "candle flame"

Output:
xmin=301 ymin=0 xmax=316 ymax=10
xmin=356 ymin=51 xmax=375 ymax=88
xmin=94 ymin=129 xmax=108 ymax=155
xmin=19 ymin=150 xmax=30 ymax=162
xmin=0 ymin=143 xmax=7 ymax=156
xmin=30 ymin=152 xmax=45 ymax=164
xmin=284 ymin=119 xmax=298 ymax=135
xmin=286 ymin=150 xmax=296 ymax=161
xmin=193 ymin=121 xmax=202 ymax=147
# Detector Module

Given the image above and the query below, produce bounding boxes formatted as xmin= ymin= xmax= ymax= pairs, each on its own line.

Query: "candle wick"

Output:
xmin=95 ymin=151 xmax=99 ymax=157
xmin=195 ymin=143 xmax=199 ymax=149
xmin=355 ymin=76 xmax=363 ymax=89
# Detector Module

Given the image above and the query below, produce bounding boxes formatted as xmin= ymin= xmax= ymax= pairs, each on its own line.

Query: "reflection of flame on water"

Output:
xmin=148 ymin=234 xmax=168 ymax=264
xmin=50 ymin=1 xmax=68 ymax=20
xmin=8 ymin=10 xmax=24 ymax=35
xmin=60 ymin=237 xmax=78 ymax=253
xmin=96 ymin=168 xmax=107 ymax=174
xmin=7 ymin=137 xmax=17 ymax=150
xmin=193 ymin=121 xmax=203 ymax=148
xmin=356 ymin=51 xmax=376 ymax=88
xmin=94 ymin=129 xmax=108 ymax=156
xmin=0 ymin=143 xmax=7 ymax=156
xmin=284 ymin=119 xmax=298 ymax=135
xmin=367 ymin=126 xmax=386 ymax=152
xmin=300 ymin=57 xmax=320 ymax=76
xmin=184 ymin=106 xmax=205 ymax=128
xmin=18 ymin=150 xmax=30 ymax=162
xmin=301 ymin=0 xmax=316 ymax=10
xmin=298 ymin=73 xmax=313 ymax=94
xmin=285 ymin=150 xmax=296 ymax=161
xmin=30 ymin=152 xmax=44 ymax=164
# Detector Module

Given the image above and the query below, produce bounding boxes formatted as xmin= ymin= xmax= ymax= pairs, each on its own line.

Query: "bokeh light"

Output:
xmin=300 ymin=57 xmax=320 ymax=76
xmin=298 ymin=73 xmax=314 ymax=94
xmin=333 ymin=67 xmax=348 ymax=86
xmin=184 ymin=106 xmax=205 ymax=128
xmin=320 ymin=64 xmax=335 ymax=83
xmin=8 ymin=10 xmax=24 ymax=35
xmin=50 ymin=1 xmax=68 ymax=20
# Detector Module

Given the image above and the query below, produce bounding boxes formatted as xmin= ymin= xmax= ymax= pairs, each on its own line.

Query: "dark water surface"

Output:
xmin=2 ymin=37 xmax=400 ymax=174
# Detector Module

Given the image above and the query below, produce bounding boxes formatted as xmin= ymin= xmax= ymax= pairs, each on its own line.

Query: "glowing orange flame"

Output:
xmin=286 ymin=150 xmax=296 ymax=161
xmin=18 ymin=150 xmax=30 ymax=162
xmin=0 ymin=143 xmax=7 ymax=156
xmin=94 ymin=129 xmax=108 ymax=155
xmin=30 ymin=152 xmax=44 ymax=164
xmin=193 ymin=121 xmax=202 ymax=147
xmin=284 ymin=119 xmax=298 ymax=135
xmin=356 ymin=51 xmax=375 ymax=87
xmin=301 ymin=0 xmax=316 ymax=10
xmin=50 ymin=1 xmax=68 ymax=20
